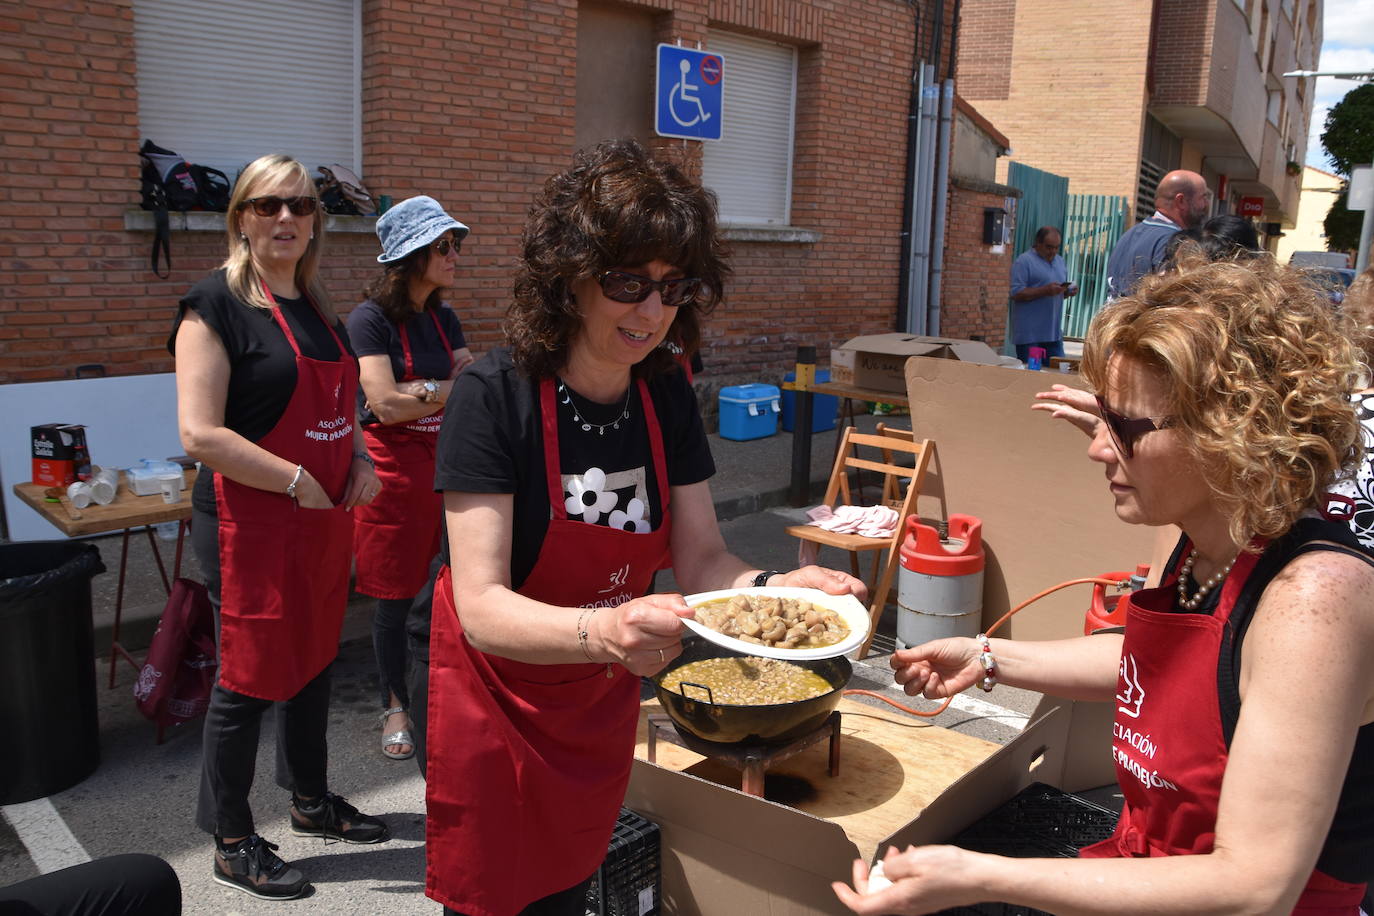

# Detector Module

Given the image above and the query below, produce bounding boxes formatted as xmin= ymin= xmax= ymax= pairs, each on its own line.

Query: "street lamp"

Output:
xmin=1283 ymin=69 xmax=1374 ymax=273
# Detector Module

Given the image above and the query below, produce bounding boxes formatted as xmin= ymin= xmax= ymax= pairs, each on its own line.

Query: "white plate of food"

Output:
xmin=680 ymin=586 xmax=870 ymax=660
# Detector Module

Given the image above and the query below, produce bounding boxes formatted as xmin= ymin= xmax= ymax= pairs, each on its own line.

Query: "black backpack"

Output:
xmin=138 ymin=140 xmax=232 ymax=278
xmin=138 ymin=140 xmax=231 ymax=212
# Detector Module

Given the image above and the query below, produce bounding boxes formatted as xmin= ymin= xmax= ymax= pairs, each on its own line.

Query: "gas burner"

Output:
xmin=646 ymin=711 xmax=842 ymax=798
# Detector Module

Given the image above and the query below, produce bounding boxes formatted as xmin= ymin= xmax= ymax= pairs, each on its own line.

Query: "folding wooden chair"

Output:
xmin=785 ymin=425 xmax=934 ymax=657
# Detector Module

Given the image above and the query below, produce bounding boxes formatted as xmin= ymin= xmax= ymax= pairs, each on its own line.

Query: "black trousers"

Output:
xmin=192 ymin=509 xmax=332 ymax=838
xmin=0 ymin=853 xmax=180 ymax=916
xmin=374 ymin=597 xmax=411 ymax=709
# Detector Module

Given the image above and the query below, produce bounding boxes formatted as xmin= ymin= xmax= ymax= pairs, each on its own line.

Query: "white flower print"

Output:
xmin=608 ymin=497 xmax=650 ymax=534
xmin=564 ymin=466 xmax=617 ymax=524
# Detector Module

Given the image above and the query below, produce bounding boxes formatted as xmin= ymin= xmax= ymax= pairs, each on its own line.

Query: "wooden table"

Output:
xmin=782 ymin=380 xmax=911 ymax=505
xmin=12 ymin=470 xmax=195 ymax=687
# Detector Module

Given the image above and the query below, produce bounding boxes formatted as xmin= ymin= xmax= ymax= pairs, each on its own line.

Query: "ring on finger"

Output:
xmin=657 ymin=648 xmax=665 ymax=663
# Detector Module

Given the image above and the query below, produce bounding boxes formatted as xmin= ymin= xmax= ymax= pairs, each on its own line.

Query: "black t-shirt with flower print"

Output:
xmin=433 ymin=347 xmax=715 ymax=590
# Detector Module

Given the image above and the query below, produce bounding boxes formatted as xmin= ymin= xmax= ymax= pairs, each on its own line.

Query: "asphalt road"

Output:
xmin=0 ymin=505 xmax=1053 ymax=915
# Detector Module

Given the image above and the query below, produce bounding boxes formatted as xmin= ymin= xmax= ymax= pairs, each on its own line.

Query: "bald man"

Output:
xmin=1105 ymin=169 xmax=1211 ymax=298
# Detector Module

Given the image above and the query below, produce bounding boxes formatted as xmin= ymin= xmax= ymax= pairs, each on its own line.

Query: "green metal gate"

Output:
xmin=1061 ymin=193 xmax=1128 ymax=338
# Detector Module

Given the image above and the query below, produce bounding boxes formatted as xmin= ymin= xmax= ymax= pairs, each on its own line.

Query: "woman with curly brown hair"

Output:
xmin=421 ymin=139 xmax=866 ymax=916
xmin=838 ymin=253 xmax=1374 ymax=915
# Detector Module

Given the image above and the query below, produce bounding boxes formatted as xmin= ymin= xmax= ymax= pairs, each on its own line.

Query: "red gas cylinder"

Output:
xmin=896 ymin=514 xmax=985 ymax=649
xmin=1085 ymin=564 xmax=1150 ymax=634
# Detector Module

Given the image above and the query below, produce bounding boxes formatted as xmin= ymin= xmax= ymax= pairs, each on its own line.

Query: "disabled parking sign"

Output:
xmin=655 ymin=44 xmax=724 ymax=141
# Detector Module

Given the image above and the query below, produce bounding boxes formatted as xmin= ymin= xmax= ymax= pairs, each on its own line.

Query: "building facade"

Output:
xmin=1 ymin=0 xmax=1014 ymax=401
xmin=1275 ymin=165 xmax=1348 ymax=264
xmin=956 ymin=0 xmax=1321 ymax=235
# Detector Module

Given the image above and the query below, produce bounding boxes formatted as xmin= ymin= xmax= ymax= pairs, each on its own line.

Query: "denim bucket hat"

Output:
xmin=375 ymin=196 xmax=470 ymax=263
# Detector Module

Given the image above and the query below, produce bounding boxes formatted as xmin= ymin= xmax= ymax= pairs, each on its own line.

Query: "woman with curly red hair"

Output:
xmin=839 ymin=253 xmax=1374 ymax=915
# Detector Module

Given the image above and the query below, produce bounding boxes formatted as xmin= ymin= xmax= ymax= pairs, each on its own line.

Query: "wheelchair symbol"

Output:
xmin=668 ymin=58 xmax=711 ymax=128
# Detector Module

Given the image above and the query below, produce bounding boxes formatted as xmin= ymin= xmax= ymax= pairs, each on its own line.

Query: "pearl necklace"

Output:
xmin=557 ymin=380 xmax=631 ymax=436
xmin=1176 ymin=549 xmax=1236 ymax=610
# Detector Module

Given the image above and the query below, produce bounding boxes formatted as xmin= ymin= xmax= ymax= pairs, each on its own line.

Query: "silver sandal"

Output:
xmin=379 ymin=706 xmax=414 ymax=761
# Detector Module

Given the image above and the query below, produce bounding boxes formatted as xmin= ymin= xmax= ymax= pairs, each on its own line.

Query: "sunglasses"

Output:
xmin=596 ymin=270 xmax=702 ymax=308
xmin=1095 ymin=395 xmax=1176 ymax=459
xmin=431 ymin=237 xmax=461 ymax=257
xmin=241 ymin=195 xmax=319 ymax=217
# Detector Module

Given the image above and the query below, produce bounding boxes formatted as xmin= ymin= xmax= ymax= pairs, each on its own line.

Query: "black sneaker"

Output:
xmin=212 ymin=834 xmax=310 ymax=900
xmin=290 ymin=792 xmax=390 ymax=844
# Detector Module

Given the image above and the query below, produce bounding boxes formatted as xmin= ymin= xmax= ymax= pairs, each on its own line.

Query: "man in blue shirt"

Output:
xmin=1105 ymin=169 xmax=1211 ymax=299
xmin=1010 ymin=226 xmax=1076 ymax=363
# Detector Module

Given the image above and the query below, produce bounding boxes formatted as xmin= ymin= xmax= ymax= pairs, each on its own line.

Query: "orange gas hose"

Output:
xmin=841 ymin=576 xmax=1125 ymax=717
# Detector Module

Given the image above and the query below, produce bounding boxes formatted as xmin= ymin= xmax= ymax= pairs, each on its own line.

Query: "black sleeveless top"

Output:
xmin=1166 ymin=518 xmax=1374 ymax=883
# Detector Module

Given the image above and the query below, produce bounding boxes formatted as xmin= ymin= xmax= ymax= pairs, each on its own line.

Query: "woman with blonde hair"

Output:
xmin=171 ymin=153 xmax=390 ymax=901
xmin=837 ymin=253 xmax=1374 ymax=915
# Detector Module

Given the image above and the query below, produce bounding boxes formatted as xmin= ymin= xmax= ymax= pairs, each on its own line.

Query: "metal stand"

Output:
xmin=646 ymin=711 xmax=842 ymax=797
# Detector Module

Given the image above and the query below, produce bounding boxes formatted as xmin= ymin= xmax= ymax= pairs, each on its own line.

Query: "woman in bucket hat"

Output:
xmin=348 ymin=196 xmax=474 ymax=761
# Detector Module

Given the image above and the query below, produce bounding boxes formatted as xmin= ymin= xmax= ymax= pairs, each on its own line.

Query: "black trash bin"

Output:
xmin=0 ymin=540 xmax=106 ymax=804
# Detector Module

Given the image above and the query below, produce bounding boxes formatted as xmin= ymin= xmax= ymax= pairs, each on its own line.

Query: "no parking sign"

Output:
xmin=655 ymin=44 xmax=725 ymax=141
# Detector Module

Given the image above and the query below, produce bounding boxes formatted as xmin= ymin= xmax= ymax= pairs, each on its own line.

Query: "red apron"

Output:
xmin=425 ymin=377 xmax=672 ymax=916
xmin=353 ymin=310 xmax=453 ymax=599
xmin=213 ymin=295 xmax=356 ymax=701
xmin=1081 ymin=548 xmax=1367 ymax=913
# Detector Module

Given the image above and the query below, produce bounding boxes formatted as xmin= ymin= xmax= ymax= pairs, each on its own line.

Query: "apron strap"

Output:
xmin=399 ymin=308 xmax=457 ymax=381
xmin=260 ymin=280 xmax=346 ymax=358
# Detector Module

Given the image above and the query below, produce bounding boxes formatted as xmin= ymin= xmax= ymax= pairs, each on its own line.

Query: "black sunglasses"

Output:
xmin=1095 ymin=395 xmax=1175 ymax=459
xmin=241 ymin=195 xmax=319 ymax=217
xmin=596 ymin=270 xmax=702 ymax=308
xmin=431 ymin=237 xmax=461 ymax=257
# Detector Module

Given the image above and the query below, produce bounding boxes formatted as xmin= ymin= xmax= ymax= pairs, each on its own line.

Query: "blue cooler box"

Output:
xmin=781 ymin=369 xmax=839 ymax=433
xmin=718 ymin=384 xmax=780 ymax=441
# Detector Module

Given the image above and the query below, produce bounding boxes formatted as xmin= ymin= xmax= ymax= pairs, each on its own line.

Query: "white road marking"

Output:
xmin=946 ymin=691 xmax=1031 ymax=728
xmin=2 ymin=798 xmax=91 ymax=874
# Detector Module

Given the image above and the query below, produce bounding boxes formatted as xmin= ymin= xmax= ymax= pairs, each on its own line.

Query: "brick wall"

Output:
xmin=938 ymin=180 xmax=1014 ymax=347
xmin=0 ymin=0 xmax=955 ymax=393
xmin=958 ymin=0 xmax=1154 ymax=204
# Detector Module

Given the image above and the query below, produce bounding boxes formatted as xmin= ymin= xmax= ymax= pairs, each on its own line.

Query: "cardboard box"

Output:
xmin=30 ymin=423 xmax=90 ymax=487
xmin=627 ymin=696 xmax=1114 ymax=915
xmin=830 ymin=334 xmax=1003 ymax=394
xmin=902 ymin=356 xmax=1157 ymax=641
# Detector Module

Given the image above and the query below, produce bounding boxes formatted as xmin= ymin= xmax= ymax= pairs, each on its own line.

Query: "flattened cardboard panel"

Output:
xmin=626 ymin=760 xmax=859 ymax=915
xmin=882 ymin=705 xmax=1071 ymax=850
xmin=1030 ymin=693 xmax=1118 ymax=793
xmin=903 ymin=357 xmax=1157 ymax=641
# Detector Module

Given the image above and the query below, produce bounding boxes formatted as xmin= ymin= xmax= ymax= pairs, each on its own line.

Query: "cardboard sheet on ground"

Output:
xmin=902 ymin=356 xmax=1158 ymax=641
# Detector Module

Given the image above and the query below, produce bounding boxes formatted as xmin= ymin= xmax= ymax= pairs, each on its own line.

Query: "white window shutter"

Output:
xmin=134 ymin=0 xmax=361 ymax=181
xmin=702 ymin=31 xmax=797 ymax=226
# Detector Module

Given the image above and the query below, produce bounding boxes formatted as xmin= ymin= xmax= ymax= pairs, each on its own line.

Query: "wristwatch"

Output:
xmin=422 ymin=379 xmax=439 ymax=403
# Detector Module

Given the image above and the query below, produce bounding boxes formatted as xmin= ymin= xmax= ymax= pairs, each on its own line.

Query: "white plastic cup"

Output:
xmin=89 ymin=477 xmax=117 ymax=505
xmin=67 ymin=481 xmax=94 ymax=509
xmin=158 ymin=474 xmax=182 ymax=504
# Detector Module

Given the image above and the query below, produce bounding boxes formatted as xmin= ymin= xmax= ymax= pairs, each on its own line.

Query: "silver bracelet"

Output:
xmin=285 ymin=464 xmax=304 ymax=501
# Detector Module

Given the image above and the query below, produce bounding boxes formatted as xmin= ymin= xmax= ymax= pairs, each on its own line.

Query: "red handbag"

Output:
xmin=133 ymin=578 xmax=217 ymax=727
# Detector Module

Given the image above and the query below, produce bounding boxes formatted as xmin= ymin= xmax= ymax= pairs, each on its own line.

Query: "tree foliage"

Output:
xmin=1323 ymin=186 xmax=1364 ymax=251
xmin=1320 ymin=83 xmax=1374 ymax=177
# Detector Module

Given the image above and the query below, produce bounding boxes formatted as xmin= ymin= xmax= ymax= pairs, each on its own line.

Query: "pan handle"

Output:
xmin=677 ymin=681 xmax=715 ymax=704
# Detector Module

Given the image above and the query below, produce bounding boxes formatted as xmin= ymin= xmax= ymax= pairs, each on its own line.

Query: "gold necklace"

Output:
xmin=1176 ymin=549 xmax=1236 ymax=610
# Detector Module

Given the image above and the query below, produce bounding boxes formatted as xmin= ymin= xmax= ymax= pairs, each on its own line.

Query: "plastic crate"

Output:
xmin=780 ymin=369 xmax=839 ymax=433
xmin=930 ymin=783 xmax=1118 ymax=916
xmin=586 ymin=807 xmax=660 ymax=916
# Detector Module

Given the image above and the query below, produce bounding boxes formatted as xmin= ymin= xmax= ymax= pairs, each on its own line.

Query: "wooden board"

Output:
xmin=12 ymin=470 xmax=195 ymax=538
xmin=635 ymin=696 xmax=996 ymax=860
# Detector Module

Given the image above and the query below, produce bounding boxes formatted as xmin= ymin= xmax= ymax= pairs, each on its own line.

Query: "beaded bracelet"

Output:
xmin=976 ymin=633 xmax=997 ymax=692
